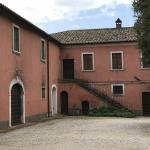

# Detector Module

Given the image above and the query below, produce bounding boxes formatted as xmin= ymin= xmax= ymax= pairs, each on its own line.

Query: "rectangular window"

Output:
xmin=112 ymin=84 xmax=124 ymax=96
xmin=41 ymin=39 xmax=46 ymax=61
xmin=13 ymin=25 xmax=20 ymax=53
xmin=111 ymin=52 xmax=123 ymax=70
xmin=140 ymin=52 xmax=150 ymax=69
xmin=82 ymin=53 xmax=94 ymax=71
xmin=41 ymin=86 xmax=46 ymax=99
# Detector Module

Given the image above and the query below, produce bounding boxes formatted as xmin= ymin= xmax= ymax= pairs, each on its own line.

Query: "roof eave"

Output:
xmin=0 ymin=3 xmax=60 ymax=45
xmin=59 ymin=40 xmax=137 ymax=46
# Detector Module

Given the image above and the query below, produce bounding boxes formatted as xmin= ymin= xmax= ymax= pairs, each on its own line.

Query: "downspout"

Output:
xmin=47 ymin=38 xmax=50 ymax=117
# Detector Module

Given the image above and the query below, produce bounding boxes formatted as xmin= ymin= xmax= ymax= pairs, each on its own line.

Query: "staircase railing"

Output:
xmin=67 ymin=79 xmax=132 ymax=111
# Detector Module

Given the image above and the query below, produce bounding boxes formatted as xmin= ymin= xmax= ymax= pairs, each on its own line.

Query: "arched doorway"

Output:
xmin=82 ymin=101 xmax=89 ymax=115
xmin=11 ymin=84 xmax=23 ymax=126
xmin=9 ymin=78 xmax=25 ymax=127
xmin=51 ymin=85 xmax=57 ymax=116
xmin=60 ymin=91 xmax=68 ymax=115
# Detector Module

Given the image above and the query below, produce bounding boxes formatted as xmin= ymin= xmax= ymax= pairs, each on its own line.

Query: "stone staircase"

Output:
xmin=61 ymin=79 xmax=133 ymax=112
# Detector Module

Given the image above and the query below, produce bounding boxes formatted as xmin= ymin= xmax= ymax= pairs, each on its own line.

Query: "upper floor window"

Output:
xmin=112 ymin=84 xmax=124 ymax=96
xmin=41 ymin=39 xmax=46 ymax=61
xmin=13 ymin=25 xmax=20 ymax=53
xmin=82 ymin=52 xmax=94 ymax=71
xmin=140 ymin=52 xmax=150 ymax=69
xmin=111 ymin=51 xmax=123 ymax=70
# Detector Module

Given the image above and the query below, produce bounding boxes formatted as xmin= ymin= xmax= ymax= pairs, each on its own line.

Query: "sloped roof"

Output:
xmin=51 ymin=27 xmax=137 ymax=45
xmin=0 ymin=3 xmax=60 ymax=45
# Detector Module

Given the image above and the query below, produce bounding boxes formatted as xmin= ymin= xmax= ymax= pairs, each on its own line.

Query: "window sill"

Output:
xmin=113 ymin=94 xmax=124 ymax=97
xmin=110 ymin=69 xmax=125 ymax=71
xmin=140 ymin=67 xmax=150 ymax=70
xmin=81 ymin=69 xmax=95 ymax=72
xmin=41 ymin=59 xmax=46 ymax=63
xmin=12 ymin=50 xmax=21 ymax=55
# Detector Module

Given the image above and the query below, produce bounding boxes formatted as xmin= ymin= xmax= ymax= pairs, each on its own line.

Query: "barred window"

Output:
xmin=112 ymin=84 xmax=124 ymax=95
xmin=41 ymin=86 xmax=46 ymax=99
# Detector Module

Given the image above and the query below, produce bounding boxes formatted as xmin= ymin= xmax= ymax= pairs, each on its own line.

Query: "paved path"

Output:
xmin=0 ymin=117 xmax=150 ymax=150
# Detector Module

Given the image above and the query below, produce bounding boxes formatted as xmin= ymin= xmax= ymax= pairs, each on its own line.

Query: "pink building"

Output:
xmin=0 ymin=4 xmax=150 ymax=129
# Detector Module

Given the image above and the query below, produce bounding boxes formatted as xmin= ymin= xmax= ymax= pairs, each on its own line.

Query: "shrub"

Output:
xmin=89 ymin=106 xmax=136 ymax=118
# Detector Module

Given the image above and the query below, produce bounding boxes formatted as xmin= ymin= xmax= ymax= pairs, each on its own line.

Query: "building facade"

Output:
xmin=0 ymin=4 xmax=150 ymax=129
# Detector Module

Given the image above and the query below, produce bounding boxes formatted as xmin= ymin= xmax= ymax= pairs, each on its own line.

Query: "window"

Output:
xmin=82 ymin=53 xmax=94 ymax=71
xmin=111 ymin=52 xmax=123 ymax=70
xmin=112 ymin=84 xmax=124 ymax=96
xmin=13 ymin=25 xmax=20 ymax=53
xmin=41 ymin=39 xmax=46 ymax=61
xmin=140 ymin=52 xmax=150 ymax=69
xmin=41 ymin=86 xmax=46 ymax=99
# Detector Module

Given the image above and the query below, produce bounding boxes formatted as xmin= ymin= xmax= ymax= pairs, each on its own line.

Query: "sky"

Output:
xmin=0 ymin=0 xmax=135 ymax=33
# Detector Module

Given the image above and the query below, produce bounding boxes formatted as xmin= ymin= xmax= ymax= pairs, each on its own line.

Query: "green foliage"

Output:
xmin=133 ymin=0 xmax=150 ymax=67
xmin=89 ymin=106 xmax=136 ymax=118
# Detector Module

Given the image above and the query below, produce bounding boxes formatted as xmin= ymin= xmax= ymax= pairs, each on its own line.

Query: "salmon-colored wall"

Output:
xmin=60 ymin=44 xmax=150 ymax=81
xmin=49 ymin=42 xmax=61 ymax=114
xmin=0 ymin=16 xmax=48 ymax=121
xmin=58 ymin=83 xmax=105 ymax=113
xmin=0 ymin=13 xmax=149 ymax=123
xmin=59 ymin=43 xmax=150 ymax=112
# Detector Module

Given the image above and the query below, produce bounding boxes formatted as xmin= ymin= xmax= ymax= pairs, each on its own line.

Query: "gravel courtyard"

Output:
xmin=0 ymin=117 xmax=150 ymax=150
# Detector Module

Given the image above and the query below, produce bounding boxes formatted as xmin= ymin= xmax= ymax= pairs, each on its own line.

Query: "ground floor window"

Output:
xmin=112 ymin=84 xmax=124 ymax=96
xmin=41 ymin=86 xmax=46 ymax=99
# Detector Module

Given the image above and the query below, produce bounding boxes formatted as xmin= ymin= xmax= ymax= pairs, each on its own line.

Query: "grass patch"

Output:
xmin=89 ymin=106 xmax=136 ymax=118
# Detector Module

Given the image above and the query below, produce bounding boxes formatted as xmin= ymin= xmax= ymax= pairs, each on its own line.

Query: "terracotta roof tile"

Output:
xmin=51 ymin=27 xmax=137 ymax=45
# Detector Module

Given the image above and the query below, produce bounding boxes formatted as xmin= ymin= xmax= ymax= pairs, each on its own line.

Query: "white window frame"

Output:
xmin=41 ymin=39 xmax=46 ymax=62
xmin=81 ymin=52 xmax=95 ymax=71
xmin=110 ymin=51 xmax=124 ymax=70
xmin=111 ymin=84 xmax=125 ymax=96
xmin=140 ymin=52 xmax=150 ymax=69
xmin=41 ymin=86 xmax=46 ymax=99
xmin=13 ymin=24 xmax=20 ymax=54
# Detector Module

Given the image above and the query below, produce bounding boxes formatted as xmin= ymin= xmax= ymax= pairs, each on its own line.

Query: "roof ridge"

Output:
xmin=51 ymin=27 xmax=134 ymax=35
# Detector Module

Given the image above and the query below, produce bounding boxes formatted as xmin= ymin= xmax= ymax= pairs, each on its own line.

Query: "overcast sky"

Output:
xmin=0 ymin=0 xmax=135 ymax=33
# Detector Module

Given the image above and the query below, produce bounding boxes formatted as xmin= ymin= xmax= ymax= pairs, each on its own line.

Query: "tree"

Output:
xmin=133 ymin=0 xmax=150 ymax=67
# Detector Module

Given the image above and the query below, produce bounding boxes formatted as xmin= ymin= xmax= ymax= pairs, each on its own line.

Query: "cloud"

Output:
xmin=0 ymin=0 xmax=132 ymax=23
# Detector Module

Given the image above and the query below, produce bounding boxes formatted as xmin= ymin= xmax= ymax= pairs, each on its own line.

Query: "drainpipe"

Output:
xmin=47 ymin=38 xmax=50 ymax=117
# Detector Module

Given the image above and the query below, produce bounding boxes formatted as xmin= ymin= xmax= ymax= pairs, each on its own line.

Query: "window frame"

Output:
xmin=110 ymin=51 xmax=124 ymax=70
xmin=40 ymin=39 xmax=46 ymax=62
xmin=41 ymin=85 xmax=46 ymax=99
xmin=111 ymin=84 xmax=125 ymax=96
xmin=81 ymin=52 xmax=95 ymax=71
xmin=140 ymin=52 xmax=150 ymax=69
xmin=13 ymin=24 xmax=20 ymax=54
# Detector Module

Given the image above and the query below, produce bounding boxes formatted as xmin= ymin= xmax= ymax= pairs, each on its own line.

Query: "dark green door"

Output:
xmin=142 ymin=92 xmax=150 ymax=116
xmin=63 ymin=59 xmax=74 ymax=79
xmin=61 ymin=91 xmax=68 ymax=115
xmin=11 ymin=84 xmax=22 ymax=126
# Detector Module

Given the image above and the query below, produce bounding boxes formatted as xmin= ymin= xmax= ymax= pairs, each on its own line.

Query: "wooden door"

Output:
xmin=142 ymin=92 xmax=150 ymax=116
xmin=11 ymin=84 xmax=22 ymax=126
xmin=82 ymin=101 xmax=89 ymax=115
xmin=63 ymin=59 xmax=74 ymax=79
xmin=61 ymin=91 xmax=68 ymax=115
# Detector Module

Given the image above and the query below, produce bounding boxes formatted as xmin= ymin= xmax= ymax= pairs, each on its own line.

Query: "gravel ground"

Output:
xmin=0 ymin=117 xmax=150 ymax=150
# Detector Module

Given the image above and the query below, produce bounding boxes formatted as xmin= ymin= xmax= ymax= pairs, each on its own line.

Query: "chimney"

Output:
xmin=115 ymin=18 xmax=122 ymax=29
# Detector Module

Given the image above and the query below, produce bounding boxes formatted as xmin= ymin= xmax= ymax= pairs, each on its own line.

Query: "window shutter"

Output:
xmin=112 ymin=53 xmax=122 ymax=69
xmin=83 ymin=54 xmax=93 ymax=70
